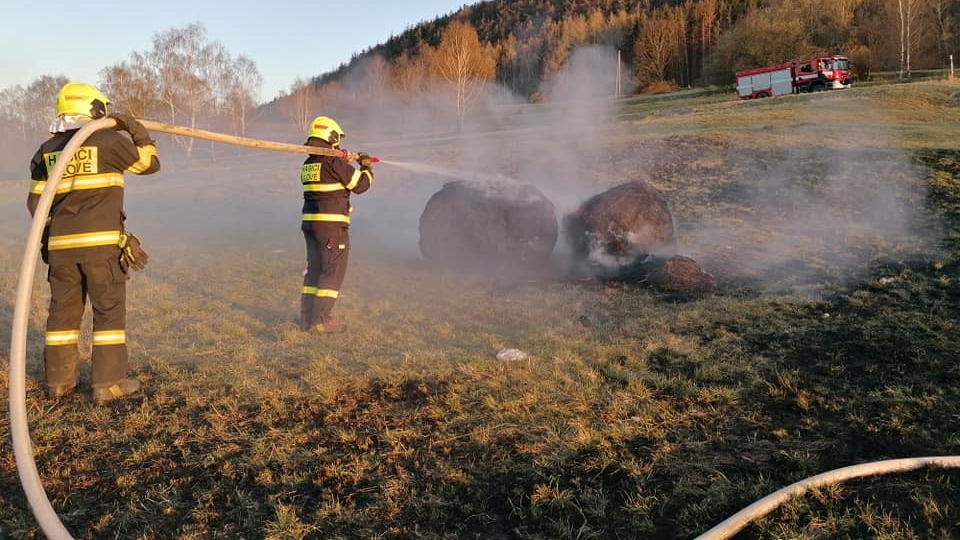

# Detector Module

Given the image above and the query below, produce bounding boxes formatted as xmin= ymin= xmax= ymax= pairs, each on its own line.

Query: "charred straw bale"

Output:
xmin=639 ymin=255 xmax=717 ymax=293
xmin=564 ymin=181 xmax=676 ymax=279
xmin=418 ymin=180 xmax=558 ymax=272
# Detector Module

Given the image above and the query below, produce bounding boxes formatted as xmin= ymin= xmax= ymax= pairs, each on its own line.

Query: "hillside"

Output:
xmin=309 ymin=0 xmax=956 ymax=100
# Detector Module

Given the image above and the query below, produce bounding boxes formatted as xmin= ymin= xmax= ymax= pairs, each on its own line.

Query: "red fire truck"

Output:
xmin=736 ymin=55 xmax=853 ymax=99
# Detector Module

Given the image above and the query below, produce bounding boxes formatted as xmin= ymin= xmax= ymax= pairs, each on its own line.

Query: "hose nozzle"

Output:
xmin=343 ymin=150 xmax=380 ymax=163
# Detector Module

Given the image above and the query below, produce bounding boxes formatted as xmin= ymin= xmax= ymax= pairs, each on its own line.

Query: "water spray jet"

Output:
xmin=385 ymin=160 xmax=514 ymax=183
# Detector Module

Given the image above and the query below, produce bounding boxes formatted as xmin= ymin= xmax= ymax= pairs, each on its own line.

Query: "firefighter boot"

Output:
xmin=92 ymin=378 xmax=141 ymax=405
xmin=312 ymin=320 xmax=346 ymax=334
xmin=299 ymin=297 xmax=314 ymax=331
xmin=48 ymin=382 xmax=77 ymax=399
xmin=45 ymin=358 xmax=78 ymax=399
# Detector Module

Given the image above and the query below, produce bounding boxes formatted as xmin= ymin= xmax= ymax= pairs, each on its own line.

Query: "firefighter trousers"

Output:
xmin=300 ymin=229 xmax=350 ymax=330
xmin=45 ymin=258 xmax=129 ymax=389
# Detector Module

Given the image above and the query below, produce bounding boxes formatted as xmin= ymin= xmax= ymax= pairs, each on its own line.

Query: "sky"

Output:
xmin=0 ymin=0 xmax=467 ymax=104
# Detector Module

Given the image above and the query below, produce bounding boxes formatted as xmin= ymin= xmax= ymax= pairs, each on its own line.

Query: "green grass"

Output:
xmin=2 ymin=80 xmax=960 ymax=539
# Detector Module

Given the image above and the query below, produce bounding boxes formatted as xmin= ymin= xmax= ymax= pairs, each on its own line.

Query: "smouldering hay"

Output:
xmin=639 ymin=254 xmax=717 ymax=293
xmin=564 ymin=181 xmax=676 ymax=276
xmin=564 ymin=181 xmax=715 ymax=293
xmin=418 ymin=180 xmax=558 ymax=273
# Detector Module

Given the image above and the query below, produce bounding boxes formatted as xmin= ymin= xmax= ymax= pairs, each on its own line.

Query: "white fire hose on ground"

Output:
xmin=693 ymin=455 xmax=960 ymax=540
xmin=8 ymin=119 xmax=960 ymax=539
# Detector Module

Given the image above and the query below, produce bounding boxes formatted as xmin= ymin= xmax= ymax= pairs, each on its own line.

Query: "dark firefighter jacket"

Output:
xmin=28 ymin=129 xmax=160 ymax=265
xmin=300 ymin=138 xmax=373 ymax=232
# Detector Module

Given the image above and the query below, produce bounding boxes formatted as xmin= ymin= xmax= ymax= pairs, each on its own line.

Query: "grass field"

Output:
xmin=2 ymin=81 xmax=960 ymax=539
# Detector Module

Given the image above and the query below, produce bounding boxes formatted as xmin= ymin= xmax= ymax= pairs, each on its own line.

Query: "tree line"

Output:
xmin=319 ymin=0 xmax=955 ymax=96
xmin=278 ymin=0 xmax=955 ymax=132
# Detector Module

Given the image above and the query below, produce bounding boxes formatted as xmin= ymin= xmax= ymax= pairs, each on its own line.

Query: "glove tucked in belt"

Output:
xmin=118 ymin=232 xmax=148 ymax=272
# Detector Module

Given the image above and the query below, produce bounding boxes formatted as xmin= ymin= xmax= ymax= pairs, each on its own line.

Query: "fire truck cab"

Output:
xmin=792 ymin=55 xmax=853 ymax=93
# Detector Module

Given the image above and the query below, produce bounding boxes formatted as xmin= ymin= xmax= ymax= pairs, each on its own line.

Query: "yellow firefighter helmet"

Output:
xmin=56 ymin=82 xmax=109 ymax=118
xmin=307 ymin=116 xmax=345 ymax=147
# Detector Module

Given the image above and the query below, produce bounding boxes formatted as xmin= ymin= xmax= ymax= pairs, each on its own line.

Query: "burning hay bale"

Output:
xmin=564 ymin=181 xmax=716 ymax=293
xmin=564 ymin=181 xmax=676 ymax=277
xmin=418 ymin=180 xmax=558 ymax=272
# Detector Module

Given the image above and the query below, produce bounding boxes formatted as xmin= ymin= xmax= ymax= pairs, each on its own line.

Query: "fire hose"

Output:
xmin=7 ymin=119 xmax=959 ymax=539
xmin=138 ymin=120 xmax=380 ymax=162
xmin=694 ymin=455 xmax=960 ymax=540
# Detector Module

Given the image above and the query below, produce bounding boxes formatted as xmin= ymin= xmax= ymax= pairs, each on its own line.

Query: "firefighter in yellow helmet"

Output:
xmin=299 ymin=115 xmax=373 ymax=333
xmin=28 ymin=81 xmax=160 ymax=404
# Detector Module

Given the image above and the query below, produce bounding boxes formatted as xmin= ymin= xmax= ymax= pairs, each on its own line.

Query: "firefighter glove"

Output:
xmin=118 ymin=232 xmax=148 ymax=272
xmin=109 ymin=113 xmax=155 ymax=147
xmin=357 ymin=152 xmax=373 ymax=169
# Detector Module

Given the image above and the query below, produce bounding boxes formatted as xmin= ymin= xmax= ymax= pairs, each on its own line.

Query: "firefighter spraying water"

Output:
xmin=297 ymin=115 xmax=374 ymax=334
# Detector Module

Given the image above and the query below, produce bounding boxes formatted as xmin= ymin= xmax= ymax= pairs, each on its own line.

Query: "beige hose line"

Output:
xmin=695 ymin=455 xmax=960 ymax=540
xmin=140 ymin=119 xmax=358 ymax=158
xmin=10 ymin=117 xmax=117 ymax=540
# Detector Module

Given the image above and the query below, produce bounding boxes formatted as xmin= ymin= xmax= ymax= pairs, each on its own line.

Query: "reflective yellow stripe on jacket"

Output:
xmin=304 ymin=183 xmax=346 ymax=192
xmin=301 ymin=161 xmax=356 ymax=224
xmin=344 ymin=169 xmax=365 ymax=190
xmin=127 ymin=145 xmax=158 ymax=174
xmin=30 ymin=173 xmax=124 ymax=195
xmin=47 ymin=230 xmax=122 ymax=251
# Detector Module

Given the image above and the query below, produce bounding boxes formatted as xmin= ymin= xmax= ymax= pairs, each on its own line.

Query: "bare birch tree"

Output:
xmin=217 ymin=55 xmax=262 ymax=136
xmin=928 ymin=0 xmax=950 ymax=63
xmin=392 ymin=44 xmax=432 ymax=97
xmin=280 ymin=78 xmax=318 ymax=132
xmin=23 ymin=76 xmax=70 ymax=135
xmin=0 ymin=85 xmax=29 ymax=144
xmin=0 ymin=77 xmax=65 ymax=146
xmin=431 ymin=20 xmax=496 ymax=124
xmin=894 ymin=0 xmax=925 ymax=79
xmin=99 ymin=52 xmax=161 ymax=118
xmin=148 ymin=24 xmax=209 ymax=155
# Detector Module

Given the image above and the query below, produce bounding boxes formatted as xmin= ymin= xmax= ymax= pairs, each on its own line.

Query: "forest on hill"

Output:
xmin=315 ymin=0 xmax=954 ymax=99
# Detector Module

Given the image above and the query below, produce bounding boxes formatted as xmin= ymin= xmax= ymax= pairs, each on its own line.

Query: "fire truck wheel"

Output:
xmin=755 ymin=92 xmax=769 ymax=98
